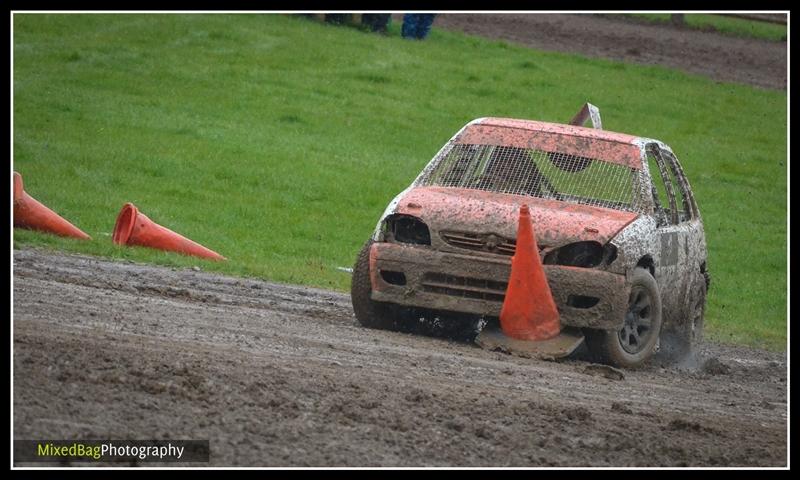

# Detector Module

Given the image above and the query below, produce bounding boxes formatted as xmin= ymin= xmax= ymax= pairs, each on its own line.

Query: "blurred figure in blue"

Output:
xmin=401 ymin=13 xmax=436 ymax=40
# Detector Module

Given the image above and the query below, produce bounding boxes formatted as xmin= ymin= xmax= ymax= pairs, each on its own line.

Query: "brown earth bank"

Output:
xmin=13 ymin=249 xmax=787 ymax=467
xmin=431 ymin=14 xmax=786 ymax=90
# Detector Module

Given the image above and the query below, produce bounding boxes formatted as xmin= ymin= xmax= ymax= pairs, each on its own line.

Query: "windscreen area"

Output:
xmin=417 ymin=143 xmax=641 ymax=212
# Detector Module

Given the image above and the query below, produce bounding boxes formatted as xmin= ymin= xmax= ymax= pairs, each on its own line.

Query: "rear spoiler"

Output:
xmin=570 ymin=103 xmax=603 ymax=130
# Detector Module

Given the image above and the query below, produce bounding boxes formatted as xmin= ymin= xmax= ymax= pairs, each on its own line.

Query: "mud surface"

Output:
xmin=13 ymin=249 xmax=787 ymax=466
xmin=433 ymin=14 xmax=786 ymax=90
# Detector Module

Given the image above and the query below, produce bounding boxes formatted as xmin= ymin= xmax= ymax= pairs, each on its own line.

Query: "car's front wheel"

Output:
xmin=585 ymin=268 xmax=663 ymax=368
xmin=351 ymin=239 xmax=401 ymax=330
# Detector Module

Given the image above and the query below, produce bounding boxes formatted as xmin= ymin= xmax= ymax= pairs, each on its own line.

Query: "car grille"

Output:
xmin=441 ymin=231 xmax=549 ymax=257
xmin=440 ymin=232 xmax=517 ymax=256
xmin=421 ymin=273 xmax=507 ymax=302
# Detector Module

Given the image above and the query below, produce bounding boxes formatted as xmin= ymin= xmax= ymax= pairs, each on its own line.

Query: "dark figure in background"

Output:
xmin=361 ymin=14 xmax=391 ymax=34
xmin=325 ymin=14 xmax=352 ymax=25
xmin=402 ymin=14 xmax=436 ymax=40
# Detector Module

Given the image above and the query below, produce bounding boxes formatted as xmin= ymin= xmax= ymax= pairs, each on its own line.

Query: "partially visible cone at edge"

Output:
xmin=112 ymin=202 xmax=226 ymax=261
xmin=13 ymin=171 xmax=91 ymax=240
xmin=499 ymin=204 xmax=561 ymax=341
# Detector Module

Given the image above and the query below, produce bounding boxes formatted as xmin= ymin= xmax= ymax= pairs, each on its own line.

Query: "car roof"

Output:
xmin=476 ymin=117 xmax=641 ymax=145
xmin=455 ymin=117 xmax=644 ymax=169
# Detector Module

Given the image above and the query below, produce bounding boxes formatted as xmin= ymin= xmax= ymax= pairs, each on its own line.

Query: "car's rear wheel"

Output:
xmin=685 ymin=273 xmax=707 ymax=347
xmin=676 ymin=275 xmax=706 ymax=356
xmin=585 ymin=268 xmax=662 ymax=368
xmin=351 ymin=239 xmax=401 ymax=330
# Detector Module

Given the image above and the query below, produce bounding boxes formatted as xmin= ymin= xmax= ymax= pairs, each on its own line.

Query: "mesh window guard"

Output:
xmin=418 ymin=144 xmax=641 ymax=212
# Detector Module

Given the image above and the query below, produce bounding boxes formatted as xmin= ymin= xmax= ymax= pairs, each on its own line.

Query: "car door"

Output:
xmin=644 ymin=143 xmax=698 ymax=326
xmin=658 ymin=147 xmax=708 ymax=321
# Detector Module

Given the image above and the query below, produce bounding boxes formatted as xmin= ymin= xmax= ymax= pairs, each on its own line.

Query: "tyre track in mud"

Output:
xmin=13 ymin=249 xmax=786 ymax=466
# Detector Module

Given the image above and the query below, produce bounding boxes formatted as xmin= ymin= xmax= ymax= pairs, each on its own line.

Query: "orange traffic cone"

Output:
xmin=112 ymin=203 xmax=226 ymax=261
xmin=13 ymin=172 xmax=91 ymax=240
xmin=499 ymin=204 xmax=561 ymax=341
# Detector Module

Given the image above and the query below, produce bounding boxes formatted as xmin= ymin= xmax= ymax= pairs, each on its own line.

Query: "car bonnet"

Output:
xmin=394 ymin=186 xmax=639 ymax=247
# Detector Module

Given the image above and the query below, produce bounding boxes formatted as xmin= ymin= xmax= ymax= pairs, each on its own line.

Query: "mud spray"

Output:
xmin=656 ymin=330 xmax=731 ymax=374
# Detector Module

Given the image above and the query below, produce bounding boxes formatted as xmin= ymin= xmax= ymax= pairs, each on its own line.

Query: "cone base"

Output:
xmin=112 ymin=203 xmax=137 ymax=245
xmin=499 ymin=319 xmax=562 ymax=342
xmin=475 ymin=327 xmax=584 ymax=361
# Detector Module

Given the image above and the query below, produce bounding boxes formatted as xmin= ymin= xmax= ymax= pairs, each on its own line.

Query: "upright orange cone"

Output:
xmin=112 ymin=203 xmax=225 ymax=261
xmin=499 ymin=204 xmax=561 ymax=341
xmin=13 ymin=172 xmax=91 ymax=240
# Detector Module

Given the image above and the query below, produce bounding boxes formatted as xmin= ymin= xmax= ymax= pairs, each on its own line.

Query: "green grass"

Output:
xmin=13 ymin=14 xmax=787 ymax=350
xmin=630 ymin=13 xmax=787 ymax=41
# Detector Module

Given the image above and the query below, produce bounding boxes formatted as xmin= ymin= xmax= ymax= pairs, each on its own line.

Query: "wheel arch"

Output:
xmin=636 ymin=255 xmax=655 ymax=277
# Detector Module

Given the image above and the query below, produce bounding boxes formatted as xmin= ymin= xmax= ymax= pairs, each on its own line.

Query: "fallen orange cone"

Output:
xmin=112 ymin=203 xmax=226 ymax=261
xmin=13 ymin=171 xmax=91 ymax=240
xmin=499 ymin=204 xmax=561 ymax=341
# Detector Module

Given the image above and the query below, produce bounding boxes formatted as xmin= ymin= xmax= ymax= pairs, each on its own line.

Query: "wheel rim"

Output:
xmin=619 ymin=285 xmax=655 ymax=354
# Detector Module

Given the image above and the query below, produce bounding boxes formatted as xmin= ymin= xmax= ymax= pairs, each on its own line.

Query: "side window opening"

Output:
xmin=645 ymin=147 xmax=674 ymax=226
xmin=661 ymin=150 xmax=694 ymax=222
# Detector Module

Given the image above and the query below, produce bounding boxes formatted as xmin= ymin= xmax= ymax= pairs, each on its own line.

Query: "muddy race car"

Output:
xmin=351 ymin=106 xmax=709 ymax=368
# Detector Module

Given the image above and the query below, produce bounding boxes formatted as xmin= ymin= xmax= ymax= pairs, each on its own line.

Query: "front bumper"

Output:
xmin=369 ymin=242 xmax=629 ymax=330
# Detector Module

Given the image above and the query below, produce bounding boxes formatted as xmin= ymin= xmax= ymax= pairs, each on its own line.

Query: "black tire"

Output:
xmin=662 ymin=272 xmax=707 ymax=360
xmin=659 ymin=274 xmax=708 ymax=363
xmin=585 ymin=268 xmax=663 ymax=368
xmin=687 ymin=278 xmax=707 ymax=346
xmin=350 ymin=239 xmax=399 ymax=330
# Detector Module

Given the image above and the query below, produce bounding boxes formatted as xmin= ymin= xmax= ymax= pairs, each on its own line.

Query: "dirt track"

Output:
xmin=433 ymin=14 xmax=787 ymax=90
xmin=13 ymin=249 xmax=787 ymax=467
